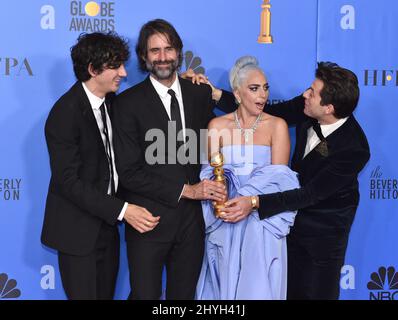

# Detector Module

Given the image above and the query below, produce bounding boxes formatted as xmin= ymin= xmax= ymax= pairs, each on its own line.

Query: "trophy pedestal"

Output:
xmin=257 ymin=35 xmax=273 ymax=44
xmin=258 ymin=0 xmax=273 ymax=44
xmin=213 ymin=203 xmax=225 ymax=218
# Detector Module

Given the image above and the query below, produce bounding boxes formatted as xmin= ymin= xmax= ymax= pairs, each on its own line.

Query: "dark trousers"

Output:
xmin=58 ymin=223 xmax=120 ymax=300
xmin=126 ymin=215 xmax=204 ymax=300
xmin=286 ymin=233 xmax=349 ymax=300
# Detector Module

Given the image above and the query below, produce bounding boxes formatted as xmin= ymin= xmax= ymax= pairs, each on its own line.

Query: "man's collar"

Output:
xmin=319 ymin=117 xmax=349 ymax=137
xmin=82 ymin=82 xmax=105 ymax=110
xmin=149 ymin=73 xmax=181 ymax=99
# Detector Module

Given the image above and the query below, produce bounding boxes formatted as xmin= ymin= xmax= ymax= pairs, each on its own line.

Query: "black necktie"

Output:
xmin=168 ymin=89 xmax=183 ymax=147
xmin=99 ymin=103 xmax=116 ymax=196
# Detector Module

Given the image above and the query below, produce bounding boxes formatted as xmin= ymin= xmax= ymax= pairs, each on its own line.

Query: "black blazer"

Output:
xmin=41 ymin=82 xmax=124 ymax=256
xmin=113 ymin=77 xmax=214 ymax=242
xmin=217 ymin=90 xmax=370 ymax=236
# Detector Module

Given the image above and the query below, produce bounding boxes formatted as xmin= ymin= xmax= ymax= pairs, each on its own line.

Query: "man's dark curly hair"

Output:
xmin=135 ymin=19 xmax=183 ymax=72
xmin=316 ymin=61 xmax=360 ymax=119
xmin=71 ymin=32 xmax=130 ymax=82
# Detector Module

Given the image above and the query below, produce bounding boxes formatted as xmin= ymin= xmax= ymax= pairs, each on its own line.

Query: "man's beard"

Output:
xmin=146 ymin=59 xmax=179 ymax=80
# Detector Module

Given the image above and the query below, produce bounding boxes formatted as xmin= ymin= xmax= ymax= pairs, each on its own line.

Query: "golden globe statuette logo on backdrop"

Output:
xmin=258 ymin=0 xmax=273 ymax=44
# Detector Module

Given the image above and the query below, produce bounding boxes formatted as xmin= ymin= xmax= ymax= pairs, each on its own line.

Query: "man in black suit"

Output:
xmin=113 ymin=19 xmax=226 ymax=300
xmin=41 ymin=32 xmax=159 ymax=299
xmin=208 ymin=62 xmax=370 ymax=299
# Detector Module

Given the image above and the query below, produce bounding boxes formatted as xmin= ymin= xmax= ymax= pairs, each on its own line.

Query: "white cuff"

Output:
xmin=117 ymin=202 xmax=128 ymax=221
xmin=178 ymin=185 xmax=186 ymax=202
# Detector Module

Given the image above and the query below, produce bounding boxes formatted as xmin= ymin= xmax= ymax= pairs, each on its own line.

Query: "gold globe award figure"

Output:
xmin=258 ymin=0 xmax=273 ymax=44
xmin=210 ymin=152 xmax=228 ymax=218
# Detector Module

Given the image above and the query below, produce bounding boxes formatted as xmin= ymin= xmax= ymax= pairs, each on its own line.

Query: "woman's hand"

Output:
xmin=180 ymin=68 xmax=208 ymax=84
xmin=180 ymin=69 xmax=222 ymax=102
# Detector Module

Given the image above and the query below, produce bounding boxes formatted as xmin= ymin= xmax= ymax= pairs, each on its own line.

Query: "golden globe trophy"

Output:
xmin=258 ymin=0 xmax=273 ymax=44
xmin=210 ymin=152 xmax=228 ymax=218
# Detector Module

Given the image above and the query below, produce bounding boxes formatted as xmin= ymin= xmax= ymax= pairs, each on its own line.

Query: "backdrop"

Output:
xmin=1 ymin=0 xmax=397 ymax=300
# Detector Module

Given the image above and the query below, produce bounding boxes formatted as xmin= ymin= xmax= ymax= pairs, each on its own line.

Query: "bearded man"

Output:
xmin=113 ymin=19 xmax=226 ymax=300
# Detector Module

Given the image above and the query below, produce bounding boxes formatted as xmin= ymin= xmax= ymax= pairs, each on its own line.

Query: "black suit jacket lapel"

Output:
xmin=292 ymin=118 xmax=313 ymax=170
xmin=143 ymin=77 xmax=171 ymax=133
xmin=75 ymin=82 xmax=107 ymax=153
xmin=105 ymin=92 xmax=115 ymax=120
xmin=295 ymin=116 xmax=354 ymax=166
xmin=321 ymin=115 xmax=353 ymax=152
xmin=105 ymin=94 xmax=116 ymax=138
xmin=179 ymin=77 xmax=195 ymax=130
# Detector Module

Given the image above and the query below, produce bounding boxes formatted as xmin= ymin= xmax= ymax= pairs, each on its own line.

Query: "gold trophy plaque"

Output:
xmin=258 ymin=0 xmax=273 ymax=44
xmin=210 ymin=152 xmax=228 ymax=218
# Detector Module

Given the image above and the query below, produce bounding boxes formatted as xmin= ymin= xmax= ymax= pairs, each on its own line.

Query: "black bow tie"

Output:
xmin=311 ymin=121 xmax=328 ymax=157
xmin=312 ymin=121 xmax=326 ymax=141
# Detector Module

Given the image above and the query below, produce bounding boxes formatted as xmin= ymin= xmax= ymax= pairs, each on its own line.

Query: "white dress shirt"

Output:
xmin=149 ymin=75 xmax=187 ymax=200
xmin=149 ymin=74 xmax=187 ymax=141
xmin=82 ymin=83 xmax=127 ymax=220
xmin=303 ymin=117 xmax=348 ymax=158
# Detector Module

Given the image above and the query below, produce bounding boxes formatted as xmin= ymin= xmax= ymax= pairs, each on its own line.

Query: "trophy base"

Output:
xmin=257 ymin=35 xmax=273 ymax=44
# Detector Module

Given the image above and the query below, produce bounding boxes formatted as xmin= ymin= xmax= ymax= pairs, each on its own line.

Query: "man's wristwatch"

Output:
xmin=250 ymin=196 xmax=259 ymax=210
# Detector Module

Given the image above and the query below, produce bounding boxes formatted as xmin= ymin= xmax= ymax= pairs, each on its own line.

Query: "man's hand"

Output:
xmin=180 ymin=69 xmax=222 ymax=102
xmin=182 ymin=179 xmax=227 ymax=201
xmin=219 ymin=196 xmax=255 ymax=223
xmin=124 ymin=204 xmax=160 ymax=233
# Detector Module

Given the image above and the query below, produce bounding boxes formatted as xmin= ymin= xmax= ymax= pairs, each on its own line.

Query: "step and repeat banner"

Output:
xmin=0 ymin=0 xmax=397 ymax=300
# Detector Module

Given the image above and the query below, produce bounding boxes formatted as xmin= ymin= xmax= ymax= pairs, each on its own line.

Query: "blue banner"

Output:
xmin=1 ymin=0 xmax=397 ymax=300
